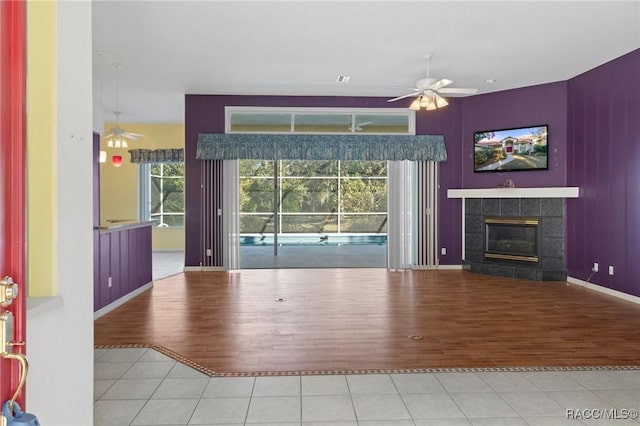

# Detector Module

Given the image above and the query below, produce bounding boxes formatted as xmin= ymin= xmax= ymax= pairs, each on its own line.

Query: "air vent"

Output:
xmin=336 ymin=75 xmax=351 ymax=83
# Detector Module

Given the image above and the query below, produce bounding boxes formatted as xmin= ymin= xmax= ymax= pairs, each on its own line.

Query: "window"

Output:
xmin=230 ymin=108 xmax=402 ymax=237
xmin=239 ymin=159 xmax=387 ymax=235
xmin=140 ymin=163 xmax=185 ymax=227
xmin=226 ymin=107 xmax=414 ymax=135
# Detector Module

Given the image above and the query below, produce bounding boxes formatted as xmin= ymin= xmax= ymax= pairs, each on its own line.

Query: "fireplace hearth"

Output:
xmin=463 ymin=197 xmax=566 ymax=281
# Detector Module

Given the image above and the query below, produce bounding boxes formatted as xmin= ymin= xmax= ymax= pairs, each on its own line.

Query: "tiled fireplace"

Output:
xmin=463 ymin=197 xmax=566 ymax=281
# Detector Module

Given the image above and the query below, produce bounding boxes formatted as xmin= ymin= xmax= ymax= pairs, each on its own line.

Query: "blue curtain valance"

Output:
xmin=128 ymin=148 xmax=184 ymax=163
xmin=196 ymin=134 xmax=447 ymax=162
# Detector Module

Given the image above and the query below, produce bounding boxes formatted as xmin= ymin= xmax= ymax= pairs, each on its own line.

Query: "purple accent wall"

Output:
xmin=459 ymin=81 xmax=569 ymax=189
xmin=429 ymin=82 xmax=569 ymax=264
xmin=184 ymin=50 xmax=639 ymax=294
xmin=94 ymin=226 xmax=153 ymax=312
xmin=93 ymin=132 xmax=100 ymax=227
xmin=566 ymin=49 xmax=640 ymax=297
xmin=416 ymin=100 xmax=463 ymax=265
xmin=184 ymin=95 xmax=454 ymax=267
xmin=94 ymin=132 xmax=100 ymax=310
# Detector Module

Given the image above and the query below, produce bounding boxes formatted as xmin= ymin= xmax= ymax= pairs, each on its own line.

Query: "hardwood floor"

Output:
xmin=94 ymin=269 xmax=640 ymax=375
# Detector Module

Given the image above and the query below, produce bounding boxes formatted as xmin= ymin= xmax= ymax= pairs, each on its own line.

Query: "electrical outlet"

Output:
xmin=206 ymin=248 xmax=212 ymax=257
xmin=441 ymin=247 xmax=447 ymax=256
xmin=592 ymin=263 xmax=599 ymax=272
xmin=609 ymin=266 xmax=614 ymax=275
xmin=108 ymin=276 xmax=112 ymax=288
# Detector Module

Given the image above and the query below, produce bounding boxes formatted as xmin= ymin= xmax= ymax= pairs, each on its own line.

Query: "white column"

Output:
xmin=27 ymin=2 xmax=94 ymax=424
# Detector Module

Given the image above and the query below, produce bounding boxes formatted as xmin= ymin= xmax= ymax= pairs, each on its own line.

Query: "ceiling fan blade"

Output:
xmin=123 ymin=132 xmax=144 ymax=138
xmin=122 ymin=134 xmax=141 ymax=140
xmin=438 ymin=87 xmax=478 ymax=95
xmin=387 ymin=90 xmax=423 ymax=103
xmin=429 ymin=79 xmax=453 ymax=90
xmin=102 ymin=133 xmax=115 ymax=138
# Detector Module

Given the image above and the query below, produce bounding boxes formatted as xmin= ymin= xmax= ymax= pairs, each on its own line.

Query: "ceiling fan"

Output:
xmin=387 ymin=54 xmax=477 ymax=110
xmin=348 ymin=121 xmax=373 ymax=132
xmin=103 ymin=63 xmax=144 ymax=148
xmin=103 ymin=111 xmax=144 ymax=148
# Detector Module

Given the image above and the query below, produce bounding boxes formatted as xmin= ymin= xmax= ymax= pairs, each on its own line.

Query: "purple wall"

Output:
xmin=416 ymin=101 xmax=463 ymax=265
xmin=185 ymin=87 xmax=568 ymax=268
xmin=460 ymin=81 xmax=569 ymax=189
xmin=566 ymin=49 xmax=640 ymax=297
xmin=432 ymin=82 xmax=569 ymax=264
xmin=184 ymin=49 xmax=640 ymax=297
xmin=184 ymin=95 xmax=458 ymax=267
xmin=95 ymin=226 xmax=153 ymax=312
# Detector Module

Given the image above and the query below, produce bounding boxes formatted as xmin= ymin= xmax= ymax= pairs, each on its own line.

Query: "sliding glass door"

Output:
xmin=239 ymin=159 xmax=387 ymax=267
xmin=215 ymin=107 xmax=441 ymax=270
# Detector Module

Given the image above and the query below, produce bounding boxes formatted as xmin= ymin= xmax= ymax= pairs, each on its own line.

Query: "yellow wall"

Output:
xmin=100 ymin=123 xmax=185 ymax=250
xmin=26 ymin=0 xmax=57 ymax=296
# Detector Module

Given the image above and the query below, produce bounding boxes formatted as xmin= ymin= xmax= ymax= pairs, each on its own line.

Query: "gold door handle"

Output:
xmin=0 ymin=276 xmax=18 ymax=308
xmin=2 ymin=352 xmax=28 ymax=414
xmin=0 ymin=310 xmax=29 ymax=421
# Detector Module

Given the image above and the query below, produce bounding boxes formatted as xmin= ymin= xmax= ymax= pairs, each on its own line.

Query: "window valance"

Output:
xmin=128 ymin=148 xmax=184 ymax=164
xmin=196 ymin=134 xmax=447 ymax=162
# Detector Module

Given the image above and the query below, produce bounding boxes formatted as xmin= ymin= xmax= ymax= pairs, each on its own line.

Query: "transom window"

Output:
xmin=226 ymin=107 xmax=414 ymax=135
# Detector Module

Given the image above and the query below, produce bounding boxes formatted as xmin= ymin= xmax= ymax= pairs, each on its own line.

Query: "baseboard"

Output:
xmin=412 ymin=264 xmax=463 ymax=270
xmin=436 ymin=264 xmax=464 ymax=270
xmin=567 ymin=276 xmax=640 ymax=305
xmin=94 ymin=282 xmax=154 ymax=320
xmin=183 ymin=266 xmax=226 ymax=272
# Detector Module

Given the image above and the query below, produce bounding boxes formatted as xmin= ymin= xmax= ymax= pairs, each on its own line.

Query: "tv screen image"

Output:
xmin=474 ymin=124 xmax=548 ymax=172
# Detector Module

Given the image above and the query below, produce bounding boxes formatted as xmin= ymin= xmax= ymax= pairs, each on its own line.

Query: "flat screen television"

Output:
xmin=473 ymin=124 xmax=548 ymax=172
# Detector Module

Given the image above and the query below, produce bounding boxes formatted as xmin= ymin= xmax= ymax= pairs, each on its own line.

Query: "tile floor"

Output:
xmin=140 ymin=256 xmax=640 ymax=424
xmin=152 ymin=251 xmax=185 ymax=281
xmin=94 ymin=347 xmax=640 ymax=426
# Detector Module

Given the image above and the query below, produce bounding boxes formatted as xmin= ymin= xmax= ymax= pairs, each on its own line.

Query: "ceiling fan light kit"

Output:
xmin=409 ymin=91 xmax=449 ymax=111
xmin=389 ymin=53 xmax=477 ymax=111
xmin=106 ymin=134 xmax=128 ymax=149
xmin=103 ymin=63 xmax=144 ymax=149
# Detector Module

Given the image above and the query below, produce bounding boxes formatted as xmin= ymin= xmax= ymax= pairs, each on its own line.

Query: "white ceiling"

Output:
xmin=92 ymin=1 xmax=640 ymax=125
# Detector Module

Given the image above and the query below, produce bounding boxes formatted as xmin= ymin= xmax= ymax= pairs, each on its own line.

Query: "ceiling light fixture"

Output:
xmin=409 ymin=90 xmax=449 ymax=111
xmin=103 ymin=63 xmax=144 ymax=148
xmin=389 ymin=54 xmax=474 ymax=112
xmin=336 ymin=75 xmax=351 ymax=83
xmin=106 ymin=111 xmax=128 ymax=148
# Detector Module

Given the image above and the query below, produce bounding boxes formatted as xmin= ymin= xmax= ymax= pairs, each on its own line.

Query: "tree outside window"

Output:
xmin=150 ymin=163 xmax=185 ymax=227
xmin=239 ymin=160 xmax=387 ymax=234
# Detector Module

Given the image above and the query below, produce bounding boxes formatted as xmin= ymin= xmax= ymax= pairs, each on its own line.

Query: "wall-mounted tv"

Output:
xmin=474 ymin=124 xmax=548 ymax=172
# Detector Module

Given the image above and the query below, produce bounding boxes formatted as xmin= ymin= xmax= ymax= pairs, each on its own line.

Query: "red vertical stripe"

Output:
xmin=0 ymin=0 xmax=27 ymax=407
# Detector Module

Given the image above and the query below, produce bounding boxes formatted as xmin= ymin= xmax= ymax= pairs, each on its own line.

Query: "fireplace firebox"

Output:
xmin=485 ymin=217 xmax=539 ymax=263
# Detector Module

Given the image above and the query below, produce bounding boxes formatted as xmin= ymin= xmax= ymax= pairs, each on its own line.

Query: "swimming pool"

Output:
xmin=240 ymin=233 xmax=387 ymax=246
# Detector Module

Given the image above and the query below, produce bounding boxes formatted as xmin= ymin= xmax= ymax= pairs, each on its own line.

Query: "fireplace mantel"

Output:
xmin=447 ymin=187 xmax=579 ymax=199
